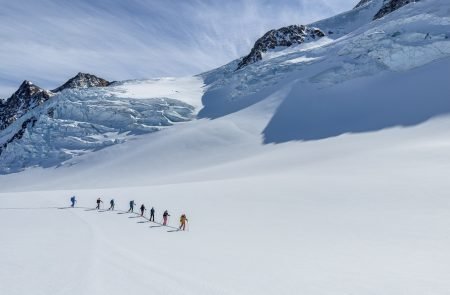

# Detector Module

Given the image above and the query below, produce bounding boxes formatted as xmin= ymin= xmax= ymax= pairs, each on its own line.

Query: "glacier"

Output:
xmin=0 ymin=78 xmax=201 ymax=173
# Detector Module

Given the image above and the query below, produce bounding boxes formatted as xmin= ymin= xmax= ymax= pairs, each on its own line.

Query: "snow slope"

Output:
xmin=1 ymin=0 xmax=450 ymax=294
xmin=1 ymin=102 xmax=450 ymax=295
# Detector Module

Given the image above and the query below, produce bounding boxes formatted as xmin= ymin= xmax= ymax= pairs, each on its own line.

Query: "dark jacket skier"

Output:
xmin=128 ymin=200 xmax=135 ymax=212
xmin=70 ymin=196 xmax=76 ymax=208
xmin=96 ymin=198 xmax=103 ymax=210
xmin=140 ymin=204 xmax=146 ymax=216
xmin=150 ymin=207 xmax=155 ymax=222
xmin=108 ymin=199 xmax=115 ymax=210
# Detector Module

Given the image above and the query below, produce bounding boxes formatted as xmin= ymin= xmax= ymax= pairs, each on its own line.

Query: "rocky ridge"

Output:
xmin=236 ymin=25 xmax=325 ymax=70
xmin=0 ymin=81 xmax=53 ymax=131
xmin=52 ymin=72 xmax=111 ymax=92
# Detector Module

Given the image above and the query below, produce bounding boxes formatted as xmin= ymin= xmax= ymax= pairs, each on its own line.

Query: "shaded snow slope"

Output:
xmin=264 ymin=58 xmax=450 ymax=142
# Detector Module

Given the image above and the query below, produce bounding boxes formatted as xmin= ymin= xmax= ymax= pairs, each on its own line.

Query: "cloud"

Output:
xmin=0 ymin=0 xmax=356 ymax=97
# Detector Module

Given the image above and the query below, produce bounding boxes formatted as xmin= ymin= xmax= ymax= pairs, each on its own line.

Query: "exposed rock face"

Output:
xmin=0 ymin=81 xmax=53 ymax=131
xmin=237 ymin=25 xmax=325 ymax=70
xmin=0 ymin=117 xmax=37 ymax=156
xmin=52 ymin=72 xmax=110 ymax=92
xmin=374 ymin=0 xmax=417 ymax=19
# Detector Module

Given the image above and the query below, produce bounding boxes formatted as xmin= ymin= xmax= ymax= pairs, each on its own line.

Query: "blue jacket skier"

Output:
xmin=150 ymin=207 xmax=155 ymax=222
xmin=70 ymin=196 xmax=76 ymax=208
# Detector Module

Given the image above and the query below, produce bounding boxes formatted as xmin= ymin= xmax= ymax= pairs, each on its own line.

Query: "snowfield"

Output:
xmin=1 ymin=104 xmax=450 ymax=295
xmin=1 ymin=0 xmax=450 ymax=294
xmin=110 ymin=76 xmax=205 ymax=111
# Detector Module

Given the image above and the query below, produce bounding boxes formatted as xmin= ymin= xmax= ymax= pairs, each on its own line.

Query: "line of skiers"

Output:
xmin=70 ymin=196 xmax=189 ymax=230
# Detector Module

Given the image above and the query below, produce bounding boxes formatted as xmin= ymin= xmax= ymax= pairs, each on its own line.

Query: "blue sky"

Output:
xmin=0 ymin=0 xmax=355 ymax=97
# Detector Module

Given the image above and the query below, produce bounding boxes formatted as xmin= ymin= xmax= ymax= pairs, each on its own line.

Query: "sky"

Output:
xmin=0 ymin=0 xmax=356 ymax=98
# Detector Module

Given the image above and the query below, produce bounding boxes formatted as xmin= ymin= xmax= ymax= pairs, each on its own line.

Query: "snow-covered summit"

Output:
xmin=52 ymin=72 xmax=111 ymax=92
xmin=236 ymin=0 xmax=419 ymax=71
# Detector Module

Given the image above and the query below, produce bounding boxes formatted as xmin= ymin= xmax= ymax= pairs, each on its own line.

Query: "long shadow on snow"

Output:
xmin=262 ymin=58 xmax=450 ymax=143
xmin=198 ymin=79 xmax=286 ymax=119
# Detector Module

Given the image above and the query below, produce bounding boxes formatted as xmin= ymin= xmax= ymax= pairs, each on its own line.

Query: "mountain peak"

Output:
xmin=13 ymin=80 xmax=51 ymax=101
xmin=0 ymin=81 xmax=53 ymax=131
xmin=236 ymin=25 xmax=325 ymax=70
xmin=52 ymin=72 xmax=111 ymax=92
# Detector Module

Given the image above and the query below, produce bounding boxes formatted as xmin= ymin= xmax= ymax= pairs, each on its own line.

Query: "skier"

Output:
xmin=128 ymin=200 xmax=135 ymax=213
xmin=162 ymin=210 xmax=170 ymax=226
xmin=140 ymin=204 xmax=146 ymax=216
xmin=149 ymin=207 xmax=155 ymax=222
xmin=70 ymin=196 xmax=76 ymax=208
xmin=96 ymin=197 xmax=103 ymax=210
xmin=108 ymin=199 xmax=115 ymax=211
xmin=179 ymin=214 xmax=188 ymax=231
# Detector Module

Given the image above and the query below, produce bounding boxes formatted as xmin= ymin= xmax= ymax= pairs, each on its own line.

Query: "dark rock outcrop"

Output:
xmin=374 ymin=0 xmax=418 ymax=20
xmin=354 ymin=0 xmax=373 ymax=9
xmin=0 ymin=81 xmax=53 ymax=131
xmin=237 ymin=25 xmax=325 ymax=70
xmin=52 ymin=72 xmax=110 ymax=92
xmin=0 ymin=117 xmax=37 ymax=156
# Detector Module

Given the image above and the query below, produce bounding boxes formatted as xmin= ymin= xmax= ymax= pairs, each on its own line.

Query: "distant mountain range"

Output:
xmin=1 ymin=0 xmax=447 ymax=174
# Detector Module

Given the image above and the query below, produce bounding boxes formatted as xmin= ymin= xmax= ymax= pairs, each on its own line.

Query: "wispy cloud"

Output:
xmin=0 ymin=0 xmax=355 ymax=97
